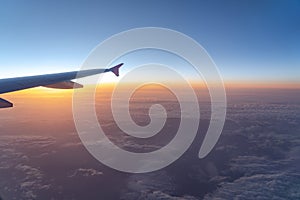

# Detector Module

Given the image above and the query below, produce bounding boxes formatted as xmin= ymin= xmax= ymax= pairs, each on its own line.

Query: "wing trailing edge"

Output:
xmin=44 ymin=81 xmax=83 ymax=89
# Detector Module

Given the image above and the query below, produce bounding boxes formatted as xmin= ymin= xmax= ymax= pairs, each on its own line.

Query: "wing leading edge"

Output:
xmin=0 ymin=63 xmax=123 ymax=108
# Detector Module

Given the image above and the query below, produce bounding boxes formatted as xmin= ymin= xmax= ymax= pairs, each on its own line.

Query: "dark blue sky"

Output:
xmin=0 ymin=0 xmax=299 ymax=83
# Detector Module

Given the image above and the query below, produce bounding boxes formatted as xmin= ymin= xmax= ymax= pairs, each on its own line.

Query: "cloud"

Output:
xmin=1 ymin=95 xmax=299 ymax=199
xmin=60 ymin=142 xmax=83 ymax=148
xmin=121 ymin=171 xmax=174 ymax=199
xmin=199 ymin=102 xmax=300 ymax=199
xmin=0 ymin=135 xmax=54 ymax=199
xmin=69 ymin=168 xmax=103 ymax=177
xmin=123 ymin=190 xmax=199 ymax=200
xmin=203 ymin=172 xmax=300 ymax=200
xmin=121 ymin=171 xmax=203 ymax=200
xmin=13 ymin=164 xmax=50 ymax=199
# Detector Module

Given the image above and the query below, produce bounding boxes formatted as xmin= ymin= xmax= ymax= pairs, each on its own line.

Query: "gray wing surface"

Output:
xmin=0 ymin=63 xmax=123 ymax=108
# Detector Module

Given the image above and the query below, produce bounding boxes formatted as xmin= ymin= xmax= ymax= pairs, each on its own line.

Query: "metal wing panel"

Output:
xmin=0 ymin=68 xmax=105 ymax=94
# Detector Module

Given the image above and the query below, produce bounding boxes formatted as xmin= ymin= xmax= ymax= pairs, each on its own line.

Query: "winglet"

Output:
xmin=105 ymin=63 xmax=123 ymax=77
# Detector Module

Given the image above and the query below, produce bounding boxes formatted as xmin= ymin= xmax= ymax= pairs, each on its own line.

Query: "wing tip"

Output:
xmin=110 ymin=63 xmax=123 ymax=77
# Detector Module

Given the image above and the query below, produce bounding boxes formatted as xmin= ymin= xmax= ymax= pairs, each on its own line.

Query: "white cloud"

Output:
xmin=69 ymin=168 xmax=103 ymax=177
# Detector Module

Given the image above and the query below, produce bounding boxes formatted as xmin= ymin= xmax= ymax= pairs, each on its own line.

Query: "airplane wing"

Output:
xmin=0 ymin=63 xmax=123 ymax=108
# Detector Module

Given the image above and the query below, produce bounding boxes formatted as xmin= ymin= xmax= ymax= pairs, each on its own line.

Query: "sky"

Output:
xmin=1 ymin=1 xmax=300 ymax=199
xmin=0 ymin=0 xmax=299 ymax=86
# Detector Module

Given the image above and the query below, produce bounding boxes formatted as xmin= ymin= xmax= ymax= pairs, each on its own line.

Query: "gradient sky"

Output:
xmin=0 ymin=0 xmax=299 ymax=85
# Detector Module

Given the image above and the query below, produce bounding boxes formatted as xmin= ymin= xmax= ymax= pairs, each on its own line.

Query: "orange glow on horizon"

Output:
xmin=1 ymin=80 xmax=299 ymax=96
xmin=0 ymin=81 xmax=298 ymax=125
xmin=223 ymin=80 xmax=300 ymax=89
xmin=1 ymin=81 xmax=299 ymax=103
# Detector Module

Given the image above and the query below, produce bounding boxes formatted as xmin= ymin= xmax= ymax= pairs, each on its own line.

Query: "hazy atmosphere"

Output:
xmin=0 ymin=0 xmax=299 ymax=200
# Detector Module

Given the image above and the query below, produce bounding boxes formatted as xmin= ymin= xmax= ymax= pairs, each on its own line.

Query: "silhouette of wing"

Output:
xmin=0 ymin=63 xmax=123 ymax=108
